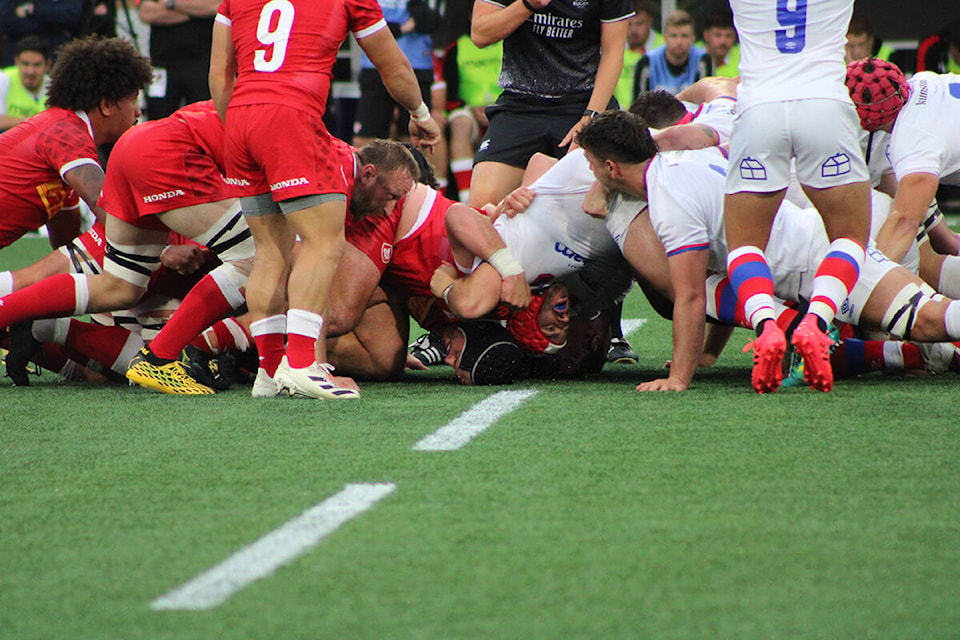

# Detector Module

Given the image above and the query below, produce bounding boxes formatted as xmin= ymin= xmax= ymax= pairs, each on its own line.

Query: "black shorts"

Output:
xmin=472 ymin=92 xmax=599 ymax=167
xmin=354 ymin=67 xmax=433 ymax=139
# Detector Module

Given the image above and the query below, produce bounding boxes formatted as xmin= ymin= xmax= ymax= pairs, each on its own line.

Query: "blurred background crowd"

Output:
xmin=0 ymin=0 xmax=957 ymax=208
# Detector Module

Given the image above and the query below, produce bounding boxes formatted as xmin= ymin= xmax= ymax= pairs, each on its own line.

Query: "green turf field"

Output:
xmin=2 ymin=236 xmax=959 ymax=639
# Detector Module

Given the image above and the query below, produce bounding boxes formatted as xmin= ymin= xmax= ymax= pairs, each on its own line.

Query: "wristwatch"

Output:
xmin=165 ymin=0 xmax=175 ymax=9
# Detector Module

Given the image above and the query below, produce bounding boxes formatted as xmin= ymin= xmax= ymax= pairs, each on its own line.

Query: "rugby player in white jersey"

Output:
xmin=431 ymin=145 xmax=660 ymax=349
xmin=579 ymin=110 xmax=960 ymax=392
xmin=722 ymin=0 xmax=872 ymax=394
xmin=846 ymin=59 xmax=960 ymax=265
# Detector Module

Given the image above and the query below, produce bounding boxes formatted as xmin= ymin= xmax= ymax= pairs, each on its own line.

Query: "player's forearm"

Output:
xmin=926 ymin=206 xmax=960 ymax=256
xmin=447 ymin=204 xmax=509 ymax=264
xmin=360 ymin=29 xmax=428 ymax=114
xmin=138 ymin=0 xmax=189 ymax=25
xmin=653 ymin=124 xmax=717 ymax=151
xmin=438 ymin=268 xmax=501 ymax=319
xmin=587 ymin=22 xmax=626 ymax=112
xmin=161 ymin=0 xmax=219 ymax=18
xmin=471 ymin=1 xmax=533 ymax=48
xmin=876 ymin=172 xmax=940 ymax=262
xmin=670 ymin=294 xmax=707 ymax=389
xmin=209 ymin=22 xmax=236 ymax=122
xmin=45 ymin=208 xmax=81 ymax=249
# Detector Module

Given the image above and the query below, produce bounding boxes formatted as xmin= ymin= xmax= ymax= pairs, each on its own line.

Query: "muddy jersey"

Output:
xmin=0 ymin=107 xmax=97 ymax=247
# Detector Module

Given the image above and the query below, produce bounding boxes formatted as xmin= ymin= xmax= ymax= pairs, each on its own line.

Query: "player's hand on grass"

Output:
xmin=404 ymin=353 xmax=429 ymax=371
xmin=636 ymin=376 xmax=688 ymax=392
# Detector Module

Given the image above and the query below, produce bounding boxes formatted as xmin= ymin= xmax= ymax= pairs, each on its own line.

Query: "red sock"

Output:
xmin=285 ymin=333 xmax=315 ymax=368
xmin=148 ymin=274 xmax=237 ymax=360
xmin=285 ymin=309 xmax=322 ymax=368
xmin=0 ymin=273 xmax=81 ymax=327
xmin=64 ymin=320 xmax=139 ymax=372
xmin=254 ymin=333 xmax=284 ymax=376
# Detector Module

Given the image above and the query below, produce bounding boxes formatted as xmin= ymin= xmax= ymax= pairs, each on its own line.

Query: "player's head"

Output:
xmin=701 ymin=8 xmax=736 ymax=61
xmin=845 ymin=58 xmax=909 ymax=131
xmin=663 ymin=10 xmax=695 ymax=64
xmin=845 ymin=15 xmax=877 ymax=63
xmin=13 ymin=35 xmax=51 ymax=93
xmin=577 ymin=110 xmax=658 ymax=191
xmin=626 ymin=0 xmax=657 ymax=49
xmin=46 ymin=36 xmax=151 ymax=113
xmin=629 ymin=89 xmax=690 ymax=129
xmin=352 ymin=139 xmax=419 ymax=218
xmin=506 ymin=281 xmax=570 ymax=354
xmin=441 ymin=320 xmax=523 ymax=385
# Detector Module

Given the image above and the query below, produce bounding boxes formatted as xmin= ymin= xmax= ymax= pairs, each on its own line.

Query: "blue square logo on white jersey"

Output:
xmin=739 ymin=157 xmax=766 ymax=181
xmin=821 ymin=153 xmax=852 ymax=178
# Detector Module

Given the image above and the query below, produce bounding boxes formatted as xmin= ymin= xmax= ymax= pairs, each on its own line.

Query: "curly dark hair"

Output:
xmin=46 ymin=36 xmax=152 ymax=112
xmin=576 ymin=110 xmax=659 ymax=165
xmin=629 ymin=89 xmax=688 ymax=129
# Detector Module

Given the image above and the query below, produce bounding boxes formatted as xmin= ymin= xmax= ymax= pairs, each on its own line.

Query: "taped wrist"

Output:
xmin=487 ymin=248 xmax=523 ymax=278
xmin=409 ymin=102 xmax=431 ymax=123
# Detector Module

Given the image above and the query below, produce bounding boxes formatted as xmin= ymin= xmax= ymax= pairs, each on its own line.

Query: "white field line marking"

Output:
xmin=150 ymin=482 xmax=396 ymax=611
xmin=413 ymin=389 xmax=538 ymax=451
xmin=622 ymin=318 xmax=647 ymax=338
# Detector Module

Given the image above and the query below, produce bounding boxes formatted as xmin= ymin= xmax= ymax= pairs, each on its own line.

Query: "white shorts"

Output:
xmin=838 ymin=246 xmax=899 ymax=326
xmin=725 ymin=99 xmax=869 ymax=194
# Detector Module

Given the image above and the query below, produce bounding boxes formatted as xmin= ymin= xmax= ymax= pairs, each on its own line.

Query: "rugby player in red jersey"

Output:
xmin=209 ymin=0 xmax=440 ymax=399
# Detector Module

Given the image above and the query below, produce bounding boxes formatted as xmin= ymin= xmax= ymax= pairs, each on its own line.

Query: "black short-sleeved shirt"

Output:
xmin=486 ymin=0 xmax=633 ymax=99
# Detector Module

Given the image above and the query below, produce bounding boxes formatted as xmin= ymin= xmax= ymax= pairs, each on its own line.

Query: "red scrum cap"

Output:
xmin=505 ymin=293 xmax=567 ymax=355
xmin=845 ymin=58 xmax=910 ymax=131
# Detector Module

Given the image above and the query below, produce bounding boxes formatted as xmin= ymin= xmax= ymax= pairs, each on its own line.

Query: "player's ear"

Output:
xmin=97 ymin=97 xmax=118 ymax=117
xmin=359 ymin=163 xmax=378 ymax=184
xmin=606 ymin=158 xmax=621 ymax=178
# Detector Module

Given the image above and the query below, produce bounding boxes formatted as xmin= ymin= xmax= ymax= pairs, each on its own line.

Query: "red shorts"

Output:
xmin=100 ymin=118 xmax=235 ymax=231
xmin=224 ymin=103 xmax=351 ymax=201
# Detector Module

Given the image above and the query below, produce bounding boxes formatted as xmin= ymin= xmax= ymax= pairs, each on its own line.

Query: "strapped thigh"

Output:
xmin=103 ymin=241 xmax=164 ymax=288
xmin=880 ymin=282 xmax=932 ymax=340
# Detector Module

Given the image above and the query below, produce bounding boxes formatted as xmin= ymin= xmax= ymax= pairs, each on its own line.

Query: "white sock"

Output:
xmin=0 ymin=271 xmax=13 ymax=296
